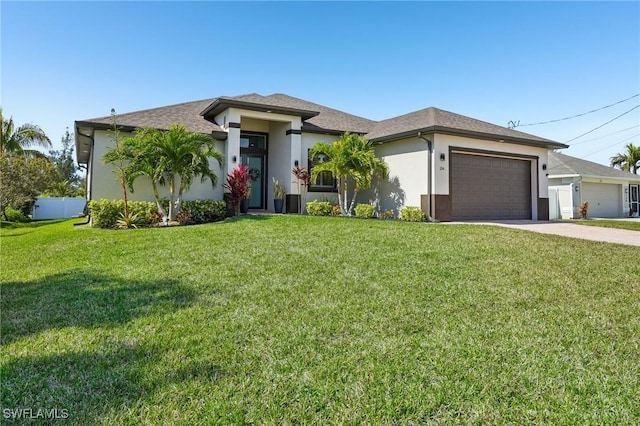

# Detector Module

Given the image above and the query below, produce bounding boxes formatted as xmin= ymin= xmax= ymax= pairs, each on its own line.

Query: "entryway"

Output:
xmin=240 ymin=132 xmax=267 ymax=210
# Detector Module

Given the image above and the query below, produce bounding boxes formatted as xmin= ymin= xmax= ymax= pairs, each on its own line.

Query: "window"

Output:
xmin=308 ymin=151 xmax=336 ymax=192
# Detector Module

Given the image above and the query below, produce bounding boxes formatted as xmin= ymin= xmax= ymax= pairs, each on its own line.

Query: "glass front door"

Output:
xmin=241 ymin=154 xmax=265 ymax=209
xmin=630 ymin=185 xmax=639 ymax=216
xmin=240 ymin=132 xmax=268 ymax=210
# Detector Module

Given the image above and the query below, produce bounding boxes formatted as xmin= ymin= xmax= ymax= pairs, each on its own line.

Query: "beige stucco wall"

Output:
xmin=373 ymin=138 xmax=428 ymax=210
xmin=90 ymin=130 xmax=225 ymax=202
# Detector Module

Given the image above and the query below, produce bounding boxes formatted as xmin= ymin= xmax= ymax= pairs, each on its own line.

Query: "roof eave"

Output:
xmin=201 ymin=98 xmax=321 ymax=122
xmin=369 ymin=126 xmax=568 ymax=149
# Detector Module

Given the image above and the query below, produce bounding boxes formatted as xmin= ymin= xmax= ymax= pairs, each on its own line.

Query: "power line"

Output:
xmin=565 ymin=104 xmax=640 ymax=144
xmin=569 ymin=124 xmax=640 ymax=146
xmin=582 ymin=132 xmax=640 ymax=159
xmin=509 ymin=93 xmax=640 ymax=128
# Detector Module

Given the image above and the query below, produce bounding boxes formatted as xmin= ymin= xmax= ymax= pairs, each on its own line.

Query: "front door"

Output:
xmin=630 ymin=184 xmax=639 ymax=216
xmin=241 ymin=154 xmax=265 ymax=209
xmin=240 ymin=132 xmax=268 ymax=210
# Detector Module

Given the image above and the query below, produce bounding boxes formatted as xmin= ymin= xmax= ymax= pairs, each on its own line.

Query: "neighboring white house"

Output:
xmin=548 ymin=151 xmax=640 ymax=219
xmin=75 ymin=93 xmax=567 ymax=221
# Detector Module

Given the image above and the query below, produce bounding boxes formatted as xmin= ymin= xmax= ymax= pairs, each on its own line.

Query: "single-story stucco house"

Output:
xmin=548 ymin=151 xmax=640 ymax=219
xmin=75 ymin=93 xmax=568 ymax=221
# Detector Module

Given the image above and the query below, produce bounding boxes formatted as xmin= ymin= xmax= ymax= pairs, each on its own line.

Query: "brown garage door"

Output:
xmin=451 ymin=153 xmax=532 ymax=220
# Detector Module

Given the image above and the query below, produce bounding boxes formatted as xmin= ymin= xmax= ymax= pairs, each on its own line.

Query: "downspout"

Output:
xmin=418 ymin=132 xmax=436 ymax=222
xmin=74 ymin=131 xmax=94 ymax=226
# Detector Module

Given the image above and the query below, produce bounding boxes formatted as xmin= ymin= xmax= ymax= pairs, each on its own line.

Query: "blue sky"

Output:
xmin=2 ymin=1 xmax=639 ymax=167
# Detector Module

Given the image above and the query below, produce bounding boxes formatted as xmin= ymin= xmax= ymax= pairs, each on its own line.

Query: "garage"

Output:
xmin=581 ymin=182 xmax=621 ymax=218
xmin=451 ymin=152 xmax=532 ymax=220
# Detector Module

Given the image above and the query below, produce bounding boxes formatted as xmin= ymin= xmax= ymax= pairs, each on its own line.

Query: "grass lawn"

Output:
xmin=1 ymin=216 xmax=639 ymax=424
xmin=567 ymin=219 xmax=640 ymax=232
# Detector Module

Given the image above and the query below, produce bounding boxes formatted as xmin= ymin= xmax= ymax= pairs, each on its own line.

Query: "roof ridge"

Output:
xmin=265 ymin=93 xmax=378 ymax=123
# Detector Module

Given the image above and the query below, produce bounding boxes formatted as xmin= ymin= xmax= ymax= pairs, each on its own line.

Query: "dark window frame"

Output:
xmin=307 ymin=150 xmax=337 ymax=193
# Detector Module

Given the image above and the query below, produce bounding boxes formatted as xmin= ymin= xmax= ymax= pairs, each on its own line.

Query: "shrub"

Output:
xmin=149 ymin=211 xmax=164 ymax=226
xmin=306 ymin=200 xmax=332 ymax=216
xmin=182 ymin=199 xmax=227 ymax=224
xmin=400 ymin=206 xmax=425 ymax=222
xmin=89 ymin=199 xmax=157 ymax=228
xmin=4 ymin=207 xmax=31 ymax=223
xmin=579 ymin=201 xmax=589 ymax=219
xmin=354 ymin=203 xmax=376 ymax=218
xmin=176 ymin=210 xmax=192 ymax=225
xmin=379 ymin=209 xmax=394 ymax=220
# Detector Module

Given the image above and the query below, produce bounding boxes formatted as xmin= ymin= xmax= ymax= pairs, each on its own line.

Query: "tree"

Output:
xmin=49 ymin=128 xmax=81 ymax=190
xmin=309 ymin=132 xmax=389 ymax=216
xmin=0 ymin=108 xmax=52 ymax=157
xmin=120 ymin=127 xmax=169 ymax=219
xmin=610 ymin=143 xmax=640 ymax=174
xmin=103 ymin=109 xmax=134 ymax=222
xmin=115 ymin=124 xmax=224 ymax=222
xmin=0 ymin=154 xmax=57 ymax=220
xmin=156 ymin=124 xmax=223 ymax=221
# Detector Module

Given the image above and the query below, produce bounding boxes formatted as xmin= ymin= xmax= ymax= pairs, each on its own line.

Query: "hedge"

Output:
xmin=88 ymin=199 xmax=227 ymax=228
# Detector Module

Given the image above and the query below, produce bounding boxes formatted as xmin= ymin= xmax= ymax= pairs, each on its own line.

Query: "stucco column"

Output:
xmin=286 ymin=120 xmax=302 ymax=194
xmin=226 ymin=124 xmax=241 ymax=176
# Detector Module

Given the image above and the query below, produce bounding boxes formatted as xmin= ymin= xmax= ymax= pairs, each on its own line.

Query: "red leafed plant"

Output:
xmin=292 ymin=166 xmax=310 ymax=214
xmin=224 ymin=165 xmax=251 ymax=215
xmin=292 ymin=166 xmax=310 ymax=185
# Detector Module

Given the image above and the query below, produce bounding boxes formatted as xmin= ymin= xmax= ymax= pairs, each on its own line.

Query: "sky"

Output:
xmin=1 ymin=1 xmax=639 ymax=168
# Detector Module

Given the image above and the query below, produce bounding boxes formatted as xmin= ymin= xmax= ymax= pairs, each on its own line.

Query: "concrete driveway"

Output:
xmin=453 ymin=220 xmax=640 ymax=247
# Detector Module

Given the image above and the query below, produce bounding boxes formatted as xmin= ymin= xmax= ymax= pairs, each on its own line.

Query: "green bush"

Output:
xmin=89 ymin=199 xmax=157 ymax=228
xmin=4 ymin=207 xmax=31 ymax=223
xmin=306 ymin=200 xmax=332 ymax=216
xmin=182 ymin=199 xmax=227 ymax=224
xmin=354 ymin=203 xmax=376 ymax=218
xmin=400 ymin=206 xmax=425 ymax=222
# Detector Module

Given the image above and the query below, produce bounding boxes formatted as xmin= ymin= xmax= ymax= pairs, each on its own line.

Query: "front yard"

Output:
xmin=1 ymin=217 xmax=639 ymax=424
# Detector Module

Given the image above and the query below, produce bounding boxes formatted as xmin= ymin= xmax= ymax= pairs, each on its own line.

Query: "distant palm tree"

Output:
xmin=0 ymin=108 xmax=52 ymax=157
xmin=610 ymin=143 xmax=640 ymax=174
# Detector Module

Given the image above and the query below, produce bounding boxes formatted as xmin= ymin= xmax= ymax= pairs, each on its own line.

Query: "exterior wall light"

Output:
xmin=542 ymin=164 xmax=547 ymax=170
xmin=440 ymin=153 xmax=446 ymax=161
xmin=294 ymin=160 xmax=299 ymax=167
xmin=575 ymin=185 xmax=579 ymax=192
xmin=232 ymin=155 xmax=237 ymax=163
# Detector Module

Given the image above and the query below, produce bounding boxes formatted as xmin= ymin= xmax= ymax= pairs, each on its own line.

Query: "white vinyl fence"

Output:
xmin=32 ymin=197 xmax=87 ymax=220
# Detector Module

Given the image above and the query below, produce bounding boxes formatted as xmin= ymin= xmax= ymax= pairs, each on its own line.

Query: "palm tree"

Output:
xmin=103 ymin=110 xmax=134 ymax=221
xmin=121 ymin=127 xmax=169 ymax=219
xmin=610 ymin=143 xmax=640 ymax=174
xmin=0 ymin=108 xmax=52 ymax=157
xmin=310 ymin=132 xmax=388 ymax=216
xmin=125 ymin=124 xmax=223 ymax=221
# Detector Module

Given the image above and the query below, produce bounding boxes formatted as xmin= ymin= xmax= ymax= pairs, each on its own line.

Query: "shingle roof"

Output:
xmin=548 ymin=151 xmax=640 ymax=181
xmin=366 ymin=107 xmax=567 ymax=149
xmin=201 ymin=93 xmax=377 ymax=134
xmin=76 ymin=94 xmax=563 ymax=150
xmin=76 ymin=98 xmax=224 ymax=134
